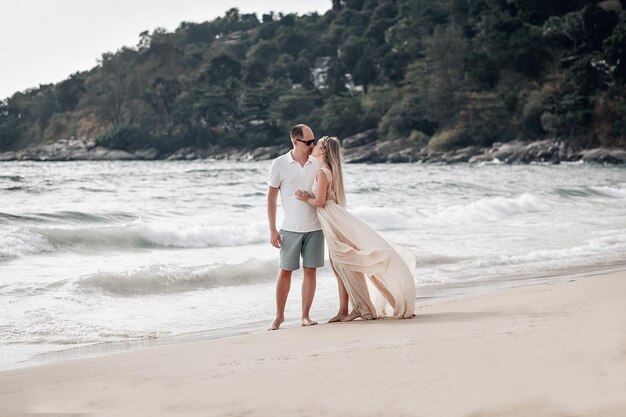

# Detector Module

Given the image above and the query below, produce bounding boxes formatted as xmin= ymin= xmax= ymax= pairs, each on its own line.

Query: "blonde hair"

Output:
xmin=319 ymin=136 xmax=346 ymax=207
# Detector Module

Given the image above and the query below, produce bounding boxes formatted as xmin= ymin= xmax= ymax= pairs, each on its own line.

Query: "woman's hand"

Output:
xmin=295 ymin=190 xmax=310 ymax=201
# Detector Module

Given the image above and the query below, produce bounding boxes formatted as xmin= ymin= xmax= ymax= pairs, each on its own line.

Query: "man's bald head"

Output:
xmin=290 ymin=124 xmax=314 ymax=141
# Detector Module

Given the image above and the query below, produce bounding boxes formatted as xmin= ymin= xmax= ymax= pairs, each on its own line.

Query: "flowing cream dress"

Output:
xmin=315 ymin=167 xmax=416 ymax=319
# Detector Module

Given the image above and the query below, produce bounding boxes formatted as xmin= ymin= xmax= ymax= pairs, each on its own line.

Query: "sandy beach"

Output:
xmin=1 ymin=271 xmax=625 ymax=417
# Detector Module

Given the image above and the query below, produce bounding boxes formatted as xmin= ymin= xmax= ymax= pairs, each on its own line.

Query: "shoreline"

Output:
xmin=2 ymin=136 xmax=626 ymax=164
xmin=1 ymin=269 xmax=625 ymax=416
xmin=4 ymin=263 xmax=626 ymax=372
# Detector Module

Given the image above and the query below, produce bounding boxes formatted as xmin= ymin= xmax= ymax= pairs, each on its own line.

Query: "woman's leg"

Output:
xmin=327 ymin=257 xmax=349 ymax=323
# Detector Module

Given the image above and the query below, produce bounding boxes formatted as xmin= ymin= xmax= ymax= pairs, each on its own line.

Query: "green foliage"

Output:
xmin=559 ymin=92 xmax=592 ymax=137
xmin=95 ymin=125 xmax=152 ymax=151
xmin=55 ymin=73 xmax=86 ymax=112
xmin=3 ymin=0 xmax=626 ymax=155
xmin=409 ymin=130 xmax=430 ymax=147
xmin=270 ymin=88 xmax=322 ymax=128
xmin=540 ymin=111 xmax=561 ymax=135
xmin=206 ymin=53 xmax=242 ymax=83
xmin=604 ymin=20 xmax=626 ymax=82
xmin=244 ymin=40 xmax=280 ymax=85
xmin=428 ymin=127 xmax=469 ymax=151
xmin=314 ymin=95 xmax=365 ymax=138
xmin=0 ymin=102 xmax=21 ymax=151
xmin=361 ymin=85 xmax=399 ymax=129
xmin=522 ymin=91 xmax=546 ymax=137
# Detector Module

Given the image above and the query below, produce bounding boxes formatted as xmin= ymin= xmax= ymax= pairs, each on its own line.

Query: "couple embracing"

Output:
xmin=267 ymin=124 xmax=415 ymax=330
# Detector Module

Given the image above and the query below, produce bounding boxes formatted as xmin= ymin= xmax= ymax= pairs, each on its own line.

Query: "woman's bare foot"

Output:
xmin=301 ymin=317 xmax=318 ymax=326
xmin=268 ymin=316 xmax=284 ymax=331
xmin=341 ymin=310 xmax=362 ymax=322
xmin=327 ymin=312 xmax=348 ymax=323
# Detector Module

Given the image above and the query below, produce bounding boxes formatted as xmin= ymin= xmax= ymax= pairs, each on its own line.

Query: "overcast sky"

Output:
xmin=0 ymin=0 xmax=331 ymax=100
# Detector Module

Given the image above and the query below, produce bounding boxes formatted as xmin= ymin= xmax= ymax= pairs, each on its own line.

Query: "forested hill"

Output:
xmin=1 ymin=0 xmax=626 ymax=156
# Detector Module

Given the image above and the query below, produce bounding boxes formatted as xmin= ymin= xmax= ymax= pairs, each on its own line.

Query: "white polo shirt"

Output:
xmin=268 ymin=151 xmax=321 ymax=233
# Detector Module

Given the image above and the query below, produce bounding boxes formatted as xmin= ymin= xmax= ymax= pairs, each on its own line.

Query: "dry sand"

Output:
xmin=1 ymin=271 xmax=625 ymax=417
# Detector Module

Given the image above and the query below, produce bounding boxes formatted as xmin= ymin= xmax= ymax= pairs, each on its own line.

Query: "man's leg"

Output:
xmin=301 ymin=230 xmax=324 ymax=326
xmin=301 ymin=267 xmax=317 ymax=326
xmin=269 ymin=268 xmax=292 ymax=330
xmin=269 ymin=230 xmax=301 ymax=330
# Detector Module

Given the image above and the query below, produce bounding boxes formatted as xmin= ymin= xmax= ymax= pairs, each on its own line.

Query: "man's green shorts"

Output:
xmin=279 ymin=229 xmax=324 ymax=271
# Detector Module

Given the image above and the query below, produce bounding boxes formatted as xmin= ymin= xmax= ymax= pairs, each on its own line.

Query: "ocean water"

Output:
xmin=1 ymin=160 xmax=625 ymax=368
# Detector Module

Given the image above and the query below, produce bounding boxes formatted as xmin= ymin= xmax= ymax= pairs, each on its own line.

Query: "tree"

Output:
xmin=315 ymin=95 xmax=364 ymax=138
xmin=604 ymin=20 xmax=626 ymax=82
xmin=0 ymin=101 xmax=21 ymax=151
xmin=145 ymin=78 xmax=181 ymax=134
xmin=191 ymin=87 xmax=238 ymax=134
xmin=55 ymin=73 xmax=86 ymax=112
xmin=325 ymin=57 xmax=348 ymax=95
xmin=240 ymin=81 xmax=282 ymax=124
xmin=270 ymin=88 xmax=321 ymax=127
xmin=3 ymin=0 xmax=626 ymax=155
xmin=86 ymin=49 xmax=142 ymax=127
xmin=420 ymin=24 xmax=468 ymax=125
xmin=207 ymin=53 xmax=242 ymax=83
xmin=352 ymin=47 xmax=377 ymax=92
xmin=244 ymin=41 xmax=280 ymax=85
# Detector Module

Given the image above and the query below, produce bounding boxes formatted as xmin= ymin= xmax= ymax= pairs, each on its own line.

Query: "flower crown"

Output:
xmin=319 ymin=136 xmax=338 ymax=149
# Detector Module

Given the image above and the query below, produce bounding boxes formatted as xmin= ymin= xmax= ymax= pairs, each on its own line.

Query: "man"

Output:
xmin=267 ymin=124 xmax=324 ymax=330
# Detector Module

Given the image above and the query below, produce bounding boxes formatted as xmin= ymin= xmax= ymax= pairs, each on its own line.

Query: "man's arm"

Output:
xmin=267 ymin=186 xmax=281 ymax=248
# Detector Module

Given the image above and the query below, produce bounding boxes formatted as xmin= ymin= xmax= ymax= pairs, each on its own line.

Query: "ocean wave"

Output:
xmin=34 ymin=211 xmax=137 ymax=224
xmin=0 ymin=228 xmax=54 ymax=261
xmin=0 ymin=210 xmax=137 ymax=225
xmin=40 ymin=225 xmax=148 ymax=249
xmin=350 ymin=193 xmax=548 ymax=230
xmin=349 ymin=207 xmax=418 ymax=230
xmin=589 ymin=185 xmax=626 ymax=198
xmin=0 ymin=212 xmax=44 ymax=224
xmin=351 ymin=186 xmax=381 ymax=194
xmin=1 ymin=313 xmax=168 ymax=346
xmin=427 ymin=193 xmax=549 ymax=224
xmin=556 ymin=187 xmax=600 ymax=198
xmin=0 ymin=175 xmax=23 ymax=182
xmin=135 ymin=220 xmax=266 ymax=248
xmin=76 ymin=259 xmax=278 ymax=296
xmin=474 ymin=235 xmax=626 ymax=268
xmin=556 ymin=185 xmax=626 ymax=199
xmin=414 ymin=251 xmax=470 ymax=266
xmin=0 ymin=220 xmax=267 ymax=258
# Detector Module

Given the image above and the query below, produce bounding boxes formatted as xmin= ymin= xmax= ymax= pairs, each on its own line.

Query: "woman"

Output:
xmin=295 ymin=136 xmax=415 ymax=321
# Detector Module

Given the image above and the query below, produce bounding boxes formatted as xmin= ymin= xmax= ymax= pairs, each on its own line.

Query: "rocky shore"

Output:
xmin=1 ymin=132 xmax=626 ymax=164
xmin=337 ymin=129 xmax=626 ymax=164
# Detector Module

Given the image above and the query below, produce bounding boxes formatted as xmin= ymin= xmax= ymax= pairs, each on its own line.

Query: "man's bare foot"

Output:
xmin=327 ymin=312 xmax=348 ymax=323
xmin=301 ymin=317 xmax=318 ymax=326
xmin=268 ymin=317 xmax=284 ymax=331
xmin=341 ymin=310 xmax=362 ymax=322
